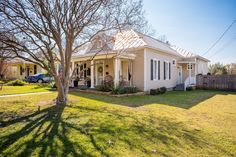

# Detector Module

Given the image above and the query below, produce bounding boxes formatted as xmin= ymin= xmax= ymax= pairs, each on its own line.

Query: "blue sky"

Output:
xmin=143 ymin=0 xmax=236 ymax=64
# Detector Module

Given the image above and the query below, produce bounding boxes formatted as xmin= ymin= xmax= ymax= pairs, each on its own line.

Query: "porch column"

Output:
xmin=91 ymin=60 xmax=94 ymax=88
xmin=23 ymin=62 xmax=26 ymax=79
xmin=71 ymin=61 xmax=75 ymax=87
xmin=114 ymin=58 xmax=120 ymax=87
xmin=188 ymin=63 xmax=191 ymax=85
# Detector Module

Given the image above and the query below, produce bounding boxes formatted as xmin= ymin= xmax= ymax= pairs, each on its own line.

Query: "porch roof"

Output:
xmin=72 ymin=51 xmax=136 ymax=62
xmin=177 ymin=61 xmax=196 ymax=64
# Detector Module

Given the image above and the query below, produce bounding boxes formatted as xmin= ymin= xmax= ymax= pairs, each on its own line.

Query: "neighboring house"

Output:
xmin=71 ymin=30 xmax=209 ymax=91
xmin=72 ymin=30 xmax=209 ymax=91
xmin=5 ymin=59 xmax=46 ymax=80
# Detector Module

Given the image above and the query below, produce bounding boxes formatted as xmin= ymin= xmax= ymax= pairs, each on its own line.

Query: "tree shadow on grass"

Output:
xmin=0 ymin=102 xmax=234 ymax=156
xmin=70 ymin=90 xmax=234 ymax=109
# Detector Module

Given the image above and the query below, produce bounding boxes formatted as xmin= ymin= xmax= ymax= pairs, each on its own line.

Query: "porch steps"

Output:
xmin=174 ymin=83 xmax=185 ymax=91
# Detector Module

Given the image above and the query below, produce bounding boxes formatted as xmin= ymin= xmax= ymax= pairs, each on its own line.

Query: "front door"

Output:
xmin=96 ymin=62 xmax=104 ymax=85
xmin=177 ymin=66 xmax=182 ymax=84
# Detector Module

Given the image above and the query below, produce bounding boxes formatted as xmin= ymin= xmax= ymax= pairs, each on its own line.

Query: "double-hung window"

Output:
xmin=164 ymin=61 xmax=171 ymax=80
xmin=151 ymin=59 xmax=160 ymax=80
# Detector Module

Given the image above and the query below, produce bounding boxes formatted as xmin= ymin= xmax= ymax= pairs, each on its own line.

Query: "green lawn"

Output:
xmin=0 ymin=85 xmax=54 ymax=96
xmin=0 ymin=90 xmax=236 ymax=156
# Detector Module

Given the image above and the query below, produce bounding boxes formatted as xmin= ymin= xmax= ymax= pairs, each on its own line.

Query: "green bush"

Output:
xmin=124 ymin=86 xmax=138 ymax=93
xmin=112 ymin=86 xmax=138 ymax=95
xmin=95 ymin=84 xmax=111 ymax=92
xmin=156 ymin=88 xmax=162 ymax=95
xmin=112 ymin=86 xmax=125 ymax=94
xmin=150 ymin=87 xmax=167 ymax=95
xmin=0 ymin=80 xmax=4 ymax=84
xmin=150 ymin=89 xmax=157 ymax=95
xmin=6 ymin=79 xmax=28 ymax=86
xmin=160 ymin=87 xmax=167 ymax=94
xmin=186 ymin=86 xmax=194 ymax=91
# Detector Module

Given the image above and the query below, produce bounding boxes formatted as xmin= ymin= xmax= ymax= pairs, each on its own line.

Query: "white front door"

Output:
xmin=177 ymin=66 xmax=182 ymax=84
xmin=96 ymin=62 xmax=104 ymax=85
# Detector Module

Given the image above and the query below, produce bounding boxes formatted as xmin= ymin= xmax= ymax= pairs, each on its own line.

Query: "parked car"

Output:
xmin=26 ymin=73 xmax=54 ymax=83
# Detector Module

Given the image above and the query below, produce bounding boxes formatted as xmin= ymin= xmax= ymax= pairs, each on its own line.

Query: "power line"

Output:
xmin=202 ymin=19 xmax=236 ymax=56
xmin=209 ymin=37 xmax=236 ymax=58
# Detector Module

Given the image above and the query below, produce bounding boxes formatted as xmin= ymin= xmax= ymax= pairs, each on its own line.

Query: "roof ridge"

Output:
xmin=132 ymin=30 xmax=170 ymax=46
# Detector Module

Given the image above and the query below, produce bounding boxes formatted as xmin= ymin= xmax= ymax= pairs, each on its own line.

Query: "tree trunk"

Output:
xmin=55 ymin=80 xmax=69 ymax=105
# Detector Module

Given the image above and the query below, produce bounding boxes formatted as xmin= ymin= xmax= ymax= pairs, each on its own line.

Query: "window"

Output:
xmin=169 ymin=62 xmax=171 ymax=80
xmin=158 ymin=60 xmax=160 ymax=80
xmin=187 ymin=64 xmax=193 ymax=70
xmin=164 ymin=61 xmax=170 ymax=80
xmin=151 ymin=59 xmax=160 ymax=80
xmin=172 ymin=59 xmax=176 ymax=66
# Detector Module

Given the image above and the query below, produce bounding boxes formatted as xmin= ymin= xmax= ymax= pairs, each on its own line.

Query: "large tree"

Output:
xmin=0 ymin=0 xmax=148 ymax=105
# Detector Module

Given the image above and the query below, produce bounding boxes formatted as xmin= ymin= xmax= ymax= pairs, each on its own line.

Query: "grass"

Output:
xmin=0 ymin=90 xmax=236 ymax=156
xmin=0 ymin=84 xmax=55 ymax=96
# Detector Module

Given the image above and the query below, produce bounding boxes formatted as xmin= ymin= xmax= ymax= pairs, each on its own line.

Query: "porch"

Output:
xmin=7 ymin=61 xmax=44 ymax=80
xmin=71 ymin=54 xmax=135 ymax=89
xmin=177 ymin=61 xmax=198 ymax=90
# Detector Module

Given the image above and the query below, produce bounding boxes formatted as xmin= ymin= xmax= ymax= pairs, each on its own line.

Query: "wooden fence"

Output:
xmin=196 ymin=75 xmax=236 ymax=91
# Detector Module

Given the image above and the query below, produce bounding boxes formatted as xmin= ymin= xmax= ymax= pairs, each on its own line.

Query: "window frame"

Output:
xmin=172 ymin=59 xmax=176 ymax=66
xmin=164 ymin=61 xmax=170 ymax=80
xmin=187 ymin=63 xmax=193 ymax=70
xmin=151 ymin=59 xmax=160 ymax=81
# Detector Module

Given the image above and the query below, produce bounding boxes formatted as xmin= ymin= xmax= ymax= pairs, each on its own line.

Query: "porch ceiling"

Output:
xmin=72 ymin=52 xmax=136 ymax=62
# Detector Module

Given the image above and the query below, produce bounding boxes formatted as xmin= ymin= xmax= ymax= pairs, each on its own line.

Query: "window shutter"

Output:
xmin=20 ymin=66 xmax=23 ymax=75
xmin=164 ymin=61 xmax=166 ymax=80
xmin=169 ymin=62 xmax=171 ymax=79
xmin=158 ymin=60 xmax=160 ymax=80
xmin=151 ymin=59 xmax=153 ymax=80
xmin=34 ymin=65 xmax=37 ymax=74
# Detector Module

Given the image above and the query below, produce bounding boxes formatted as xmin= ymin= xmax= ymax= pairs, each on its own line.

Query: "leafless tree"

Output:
xmin=0 ymin=0 xmax=148 ymax=105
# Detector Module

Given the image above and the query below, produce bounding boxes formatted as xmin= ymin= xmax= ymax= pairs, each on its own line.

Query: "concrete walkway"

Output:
xmin=0 ymin=91 xmax=54 ymax=98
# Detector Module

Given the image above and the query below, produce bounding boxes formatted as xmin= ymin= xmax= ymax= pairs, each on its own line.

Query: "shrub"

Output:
xmin=6 ymin=79 xmax=28 ymax=86
xmin=95 ymin=84 xmax=111 ymax=92
xmin=150 ymin=89 xmax=157 ymax=95
xmin=111 ymin=86 xmax=125 ymax=94
xmin=112 ymin=86 xmax=138 ymax=95
xmin=0 ymin=80 xmax=4 ymax=84
xmin=160 ymin=87 xmax=167 ymax=94
xmin=156 ymin=88 xmax=162 ymax=95
xmin=124 ymin=86 xmax=138 ymax=93
xmin=186 ymin=86 xmax=195 ymax=91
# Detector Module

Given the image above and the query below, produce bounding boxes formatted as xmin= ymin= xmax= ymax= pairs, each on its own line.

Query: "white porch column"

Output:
xmin=114 ymin=58 xmax=120 ymax=87
xmin=23 ymin=62 xmax=26 ymax=79
xmin=188 ymin=63 xmax=191 ymax=85
xmin=70 ymin=61 xmax=75 ymax=87
xmin=91 ymin=60 xmax=94 ymax=88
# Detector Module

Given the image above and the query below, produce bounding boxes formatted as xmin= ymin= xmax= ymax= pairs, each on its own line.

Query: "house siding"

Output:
xmin=144 ymin=48 xmax=180 ymax=91
xmin=132 ymin=50 xmax=144 ymax=91
xmin=196 ymin=59 xmax=208 ymax=75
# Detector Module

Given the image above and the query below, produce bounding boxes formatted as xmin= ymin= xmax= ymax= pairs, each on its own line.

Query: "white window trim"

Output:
xmin=152 ymin=59 xmax=159 ymax=81
xmin=172 ymin=59 xmax=176 ymax=66
xmin=187 ymin=63 xmax=193 ymax=70
xmin=164 ymin=60 xmax=170 ymax=80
